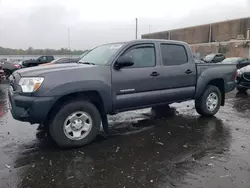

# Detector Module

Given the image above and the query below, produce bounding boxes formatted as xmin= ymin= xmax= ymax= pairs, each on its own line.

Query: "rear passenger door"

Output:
xmin=157 ymin=43 xmax=196 ymax=102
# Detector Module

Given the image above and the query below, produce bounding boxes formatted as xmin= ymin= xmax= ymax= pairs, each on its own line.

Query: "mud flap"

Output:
xmin=101 ymin=114 xmax=109 ymax=134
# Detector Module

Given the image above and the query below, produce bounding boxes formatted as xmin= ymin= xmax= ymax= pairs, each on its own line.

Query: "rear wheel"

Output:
xmin=49 ymin=100 xmax=101 ymax=148
xmin=195 ymin=85 xmax=221 ymax=116
xmin=236 ymin=86 xmax=247 ymax=93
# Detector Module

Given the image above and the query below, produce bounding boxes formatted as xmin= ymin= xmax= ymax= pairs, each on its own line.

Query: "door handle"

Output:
xmin=185 ymin=69 xmax=192 ymax=74
xmin=150 ymin=72 xmax=160 ymax=77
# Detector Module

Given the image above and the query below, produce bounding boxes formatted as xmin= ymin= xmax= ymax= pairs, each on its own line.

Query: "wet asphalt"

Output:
xmin=0 ymin=83 xmax=250 ymax=188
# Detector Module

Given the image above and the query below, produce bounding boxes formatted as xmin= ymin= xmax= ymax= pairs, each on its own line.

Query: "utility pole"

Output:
xmin=68 ymin=28 xmax=71 ymax=58
xmin=209 ymin=24 xmax=212 ymax=43
xmin=135 ymin=18 xmax=138 ymax=39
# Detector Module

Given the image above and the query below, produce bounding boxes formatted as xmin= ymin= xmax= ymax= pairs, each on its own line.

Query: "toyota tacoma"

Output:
xmin=8 ymin=40 xmax=237 ymax=148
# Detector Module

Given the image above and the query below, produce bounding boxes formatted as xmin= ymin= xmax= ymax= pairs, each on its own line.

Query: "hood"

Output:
xmin=239 ymin=65 xmax=250 ymax=73
xmin=15 ymin=63 xmax=96 ymax=77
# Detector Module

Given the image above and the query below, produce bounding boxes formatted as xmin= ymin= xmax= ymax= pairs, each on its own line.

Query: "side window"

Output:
xmin=160 ymin=44 xmax=188 ymax=66
xmin=122 ymin=45 xmax=155 ymax=68
xmin=47 ymin=56 xmax=53 ymax=61
xmin=39 ymin=56 xmax=47 ymax=62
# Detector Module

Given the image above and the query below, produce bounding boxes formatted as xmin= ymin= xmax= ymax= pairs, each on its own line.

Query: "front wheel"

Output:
xmin=49 ymin=100 xmax=101 ymax=148
xmin=195 ymin=85 xmax=221 ymax=116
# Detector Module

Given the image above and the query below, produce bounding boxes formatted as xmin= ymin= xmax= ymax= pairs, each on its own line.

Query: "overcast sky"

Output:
xmin=0 ymin=0 xmax=250 ymax=50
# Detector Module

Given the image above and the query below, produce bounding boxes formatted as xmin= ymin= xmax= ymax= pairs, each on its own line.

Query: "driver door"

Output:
xmin=112 ymin=43 xmax=162 ymax=110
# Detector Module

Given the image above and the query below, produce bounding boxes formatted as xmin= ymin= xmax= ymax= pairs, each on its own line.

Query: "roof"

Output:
xmin=95 ymin=39 xmax=189 ymax=48
xmin=114 ymin=39 xmax=188 ymax=45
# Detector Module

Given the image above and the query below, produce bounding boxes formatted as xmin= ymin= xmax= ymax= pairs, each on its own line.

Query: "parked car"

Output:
xmin=203 ymin=53 xmax=225 ymax=63
xmin=40 ymin=57 xmax=80 ymax=66
xmin=0 ymin=63 xmax=5 ymax=82
xmin=235 ymin=65 xmax=250 ymax=92
xmin=221 ymin=57 xmax=250 ymax=69
xmin=22 ymin=56 xmax=55 ymax=67
xmin=8 ymin=39 xmax=236 ymax=148
xmin=0 ymin=60 xmax=21 ymax=79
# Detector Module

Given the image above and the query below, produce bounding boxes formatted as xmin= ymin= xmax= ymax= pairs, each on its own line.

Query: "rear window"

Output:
xmin=160 ymin=44 xmax=188 ymax=66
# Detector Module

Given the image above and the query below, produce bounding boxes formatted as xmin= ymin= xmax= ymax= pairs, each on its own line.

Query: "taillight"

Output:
xmin=234 ymin=71 xmax=238 ymax=80
xmin=14 ymin=64 xmax=20 ymax=69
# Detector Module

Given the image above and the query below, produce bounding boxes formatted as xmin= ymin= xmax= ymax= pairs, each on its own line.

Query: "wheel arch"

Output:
xmin=46 ymin=91 xmax=107 ymax=125
xmin=196 ymin=78 xmax=225 ymax=106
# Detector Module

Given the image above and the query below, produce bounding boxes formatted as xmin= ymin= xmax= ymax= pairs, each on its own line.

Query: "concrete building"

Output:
xmin=142 ymin=17 xmax=250 ymax=58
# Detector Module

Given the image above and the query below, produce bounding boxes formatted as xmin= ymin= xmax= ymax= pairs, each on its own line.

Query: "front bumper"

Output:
xmin=8 ymin=88 xmax=56 ymax=124
xmin=237 ymin=81 xmax=250 ymax=89
xmin=236 ymin=76 xmax=250 ymax=89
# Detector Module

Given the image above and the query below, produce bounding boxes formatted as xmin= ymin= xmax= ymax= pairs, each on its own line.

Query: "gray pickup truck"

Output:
xmin=8 ymin=39 xmax=236 ymax=148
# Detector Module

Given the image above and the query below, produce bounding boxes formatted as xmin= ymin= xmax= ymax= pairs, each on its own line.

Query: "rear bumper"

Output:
xmin=8 ymin=88 xmax=56 ymax=124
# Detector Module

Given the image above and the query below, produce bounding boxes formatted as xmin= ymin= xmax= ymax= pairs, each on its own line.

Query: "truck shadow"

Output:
xmin=13 ymin=108 xmax=232 ymax=188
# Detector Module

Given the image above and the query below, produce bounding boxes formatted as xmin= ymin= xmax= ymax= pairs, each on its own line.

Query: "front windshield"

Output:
xmin=79 ymin=43 xmax=124 ymax=65
xmin=222 ymin=57 xmax=240 ymax=63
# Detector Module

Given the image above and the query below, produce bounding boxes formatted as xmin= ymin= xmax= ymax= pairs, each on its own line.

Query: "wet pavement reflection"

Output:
xmin=0 ymin=84 xmax=250 ymax=188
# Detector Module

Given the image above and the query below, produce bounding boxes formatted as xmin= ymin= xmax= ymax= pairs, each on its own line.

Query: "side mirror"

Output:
xmin=115 ymin=56 xmax=134 ymax=69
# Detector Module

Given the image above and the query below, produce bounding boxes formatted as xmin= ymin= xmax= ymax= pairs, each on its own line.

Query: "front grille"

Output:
xmin=243 ymin=73 xmax=250 ymax=81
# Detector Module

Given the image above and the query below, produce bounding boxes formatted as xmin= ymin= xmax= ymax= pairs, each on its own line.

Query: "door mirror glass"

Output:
xmin=115 ymin=56 xmax=134 ymax=69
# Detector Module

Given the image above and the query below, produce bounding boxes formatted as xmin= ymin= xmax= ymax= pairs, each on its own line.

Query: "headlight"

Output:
xmin=237 ymin=69 xmax=243 ymax=76
xmin=19 ymin=77 xmax=44 ymax=92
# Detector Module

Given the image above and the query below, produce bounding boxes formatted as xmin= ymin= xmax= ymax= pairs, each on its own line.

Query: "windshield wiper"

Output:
xmin=78 ymin=61 xmax=96 ymax=65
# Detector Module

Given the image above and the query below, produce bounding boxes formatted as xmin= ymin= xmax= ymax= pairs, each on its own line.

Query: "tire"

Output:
xmin=195 ymin=85 xmax=221 ymax=116
xmin=3 ymin=69 xmax=11 ymax=79
xmin=236 ymin=86 xmax=247 ymax=93
xmin=49 ymin=100 xmax=101 ymax=148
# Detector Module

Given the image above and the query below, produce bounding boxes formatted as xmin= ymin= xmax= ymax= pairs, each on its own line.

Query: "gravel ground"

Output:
xmin=0 ymin=83 xmax=250 ymax=188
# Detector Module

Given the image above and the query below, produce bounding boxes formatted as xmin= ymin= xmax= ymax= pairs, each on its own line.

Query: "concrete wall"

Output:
xmin=190 ymin=41 xmax=250 ymax=58
xmin=142 ymin=17 xmax=250 ymax=44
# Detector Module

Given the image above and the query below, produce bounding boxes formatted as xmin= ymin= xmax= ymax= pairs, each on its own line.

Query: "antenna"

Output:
xmin=135 ymin=18 xmax=138 ymax=39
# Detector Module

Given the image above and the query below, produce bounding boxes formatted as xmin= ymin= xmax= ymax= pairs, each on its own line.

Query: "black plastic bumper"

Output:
xmin=8 ymin=88 xmax=56 ymax=124
xmin=236 ymin=80 xmax=250 ymax=89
